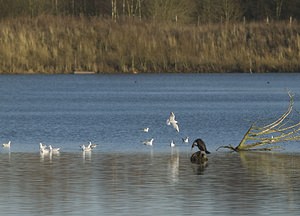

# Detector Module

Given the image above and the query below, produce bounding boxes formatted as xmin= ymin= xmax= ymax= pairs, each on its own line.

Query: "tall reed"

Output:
xmin=0 ymin=15 xmax=299 ymax=73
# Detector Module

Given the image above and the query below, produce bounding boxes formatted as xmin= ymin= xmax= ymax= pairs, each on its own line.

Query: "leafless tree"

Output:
xmin=112 ymin=0 xmax=117 ymax=21
xmin=146 ymin=0 xmax=195 ymax=23
xmin=274 ymin=0 xmax=284 ymax=19
xmin=121 ymin=0 xmax=142 ymax=19
xmin=197 ymin=0 xmax=243 ymax=23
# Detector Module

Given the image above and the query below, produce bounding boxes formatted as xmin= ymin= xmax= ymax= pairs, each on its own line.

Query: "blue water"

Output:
xmin=1 ymin=73 xmax=300 ymax=153
xmin=1 ymin=73 xmax=300 ymax=215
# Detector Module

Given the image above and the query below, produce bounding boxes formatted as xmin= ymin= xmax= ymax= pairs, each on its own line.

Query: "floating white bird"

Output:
xmin=39 ymin=143 xmax=50 ymax=154
xmin=80 ymin=144 xmax=91 ymax=152
xmin=143 ymin=127 xmax=149 ymax=132
xmin=39 ymin=142 xmax=47 ymax=149
xmin=182 ymin=136 xmax=189 ymax=143
xmin=40 ymin=142 xmax=47 ymax=149
xmin=49 ymin=145 xmax=60 ymax=153
xmin=170 ymin=140 xmax=176 ymax=148
xmin=88 ymin=141 xmax=97 ymax=149
xmin=143 ymin=138 xmax=154 ymax=146
xmin=2 ymin=141 xmax=11 ymax=148
xmin=80 ymin=143 xmax=92 ymax=152
xmin=166 ymin=112 xmax=179 ymax=132
xmin=40 ymin=148 xmax=50 ymax=154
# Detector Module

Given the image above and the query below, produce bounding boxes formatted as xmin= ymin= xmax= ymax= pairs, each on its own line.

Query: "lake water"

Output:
xmin=1 ymin=73 xmax=300 ymax=215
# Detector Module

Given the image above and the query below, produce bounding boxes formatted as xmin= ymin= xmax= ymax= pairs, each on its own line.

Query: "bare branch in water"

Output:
xmin=218 ymin=92 xmax=300 ymax=152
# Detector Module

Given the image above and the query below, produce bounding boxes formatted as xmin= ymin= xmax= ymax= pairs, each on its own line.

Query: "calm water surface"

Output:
xmin=1 ymin=73 xmax=300 ymax=215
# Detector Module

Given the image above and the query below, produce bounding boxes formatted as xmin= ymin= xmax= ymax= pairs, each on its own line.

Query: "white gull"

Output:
xmin=39 ymin=143 xmax=50 ymax=154
xmin=49 ymin=145 xmax=60 ymax=153
xmin=166 ymin=112 xmax=179 ymax=132
xmin=143 ymin=138 xmax=154 ymax=146
xmin=2 ymin=141 xmax=11 ymax=148
xmin=170 ymin=140 xmax=176 ymax=148
xmin=182 ymin=136 xmax=189 ymax=143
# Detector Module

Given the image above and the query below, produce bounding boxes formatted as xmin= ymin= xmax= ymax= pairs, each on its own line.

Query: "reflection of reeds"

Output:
xmin=0 ymin=15 xmax=299 ymax=73
xmin=239 ymin=152 xmax=300 ymax=188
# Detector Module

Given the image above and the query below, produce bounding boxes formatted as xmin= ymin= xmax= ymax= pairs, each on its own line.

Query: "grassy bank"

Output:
xmin=0 ymin=15 xmax=299 ymax=74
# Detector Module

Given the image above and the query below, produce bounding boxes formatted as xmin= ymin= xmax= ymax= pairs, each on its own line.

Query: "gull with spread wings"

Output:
xmin=166 ymin=112 xmax=179 ymax=132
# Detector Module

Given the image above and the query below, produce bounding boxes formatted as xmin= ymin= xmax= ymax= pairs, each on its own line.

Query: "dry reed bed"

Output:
xmin=0 ymin=15 xmax=299 ymax=73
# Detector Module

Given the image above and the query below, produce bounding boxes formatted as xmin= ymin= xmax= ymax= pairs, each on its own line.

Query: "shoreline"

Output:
xmin=0 ymin=71 xmax=299 ymax=75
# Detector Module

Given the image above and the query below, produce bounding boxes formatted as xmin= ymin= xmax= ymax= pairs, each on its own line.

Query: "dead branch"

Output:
xmin=218 ymin=92 xmax=300 ymax=152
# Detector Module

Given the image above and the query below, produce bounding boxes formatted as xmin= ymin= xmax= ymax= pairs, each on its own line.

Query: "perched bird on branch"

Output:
xmin=190 ymin=138 xmax=210 ymax=164
xmin=191 ymin=138 xmax=210 ymax=154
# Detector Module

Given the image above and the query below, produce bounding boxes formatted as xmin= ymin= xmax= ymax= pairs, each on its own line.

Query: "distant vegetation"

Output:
xmin=0 ymin=0 xmax=299 ymax=73
xmin=1 ymin=0 xmax=300 ymax=22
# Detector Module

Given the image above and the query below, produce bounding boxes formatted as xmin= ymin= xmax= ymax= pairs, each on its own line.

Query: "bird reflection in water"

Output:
xmin=82 ymin=151 xmax=92 ymax=162
xmin=191 ymin=160 xmax=208 ymax=175
xmin=168 ymin=148 xmax=179 ymax=183
xmin=40 ymin=151 xmax=60 ymax=162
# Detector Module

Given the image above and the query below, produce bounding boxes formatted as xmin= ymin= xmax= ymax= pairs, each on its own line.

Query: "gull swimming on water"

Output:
xmin=182 ymin=136 xmax=189 ymax=143
xmin=39 ymin=142 xmax=47 ymax=150
xmin=143 ymin=138 xmax=154 ymax=146
xmin=143 ymin=127 xmax=149 ymax=132
xmin=80 ymin=144 xmax=92 ymax=152
xmin=40 ymin=148 xmax=50 ymax=154
xmin=80 ymin=142 xmax=95 ymax=152
xmin=166 ymin=112 xmax=179 ymax=132
xmin=170 ymin=140 xmax=176 ymax=148
xmin=39 ymin=143 xmax=50 ymax=154
xmin=49 ymin=145 xmax=60 ymax=153
xmin=88 ymin=141 xmax=97 ymax=149
xmin=2 ymin=141 xmax=11 ymax=148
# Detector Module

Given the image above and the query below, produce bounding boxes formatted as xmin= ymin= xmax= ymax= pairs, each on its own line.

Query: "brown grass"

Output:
xmin=0 ymin=15 xmax=299 ymax=74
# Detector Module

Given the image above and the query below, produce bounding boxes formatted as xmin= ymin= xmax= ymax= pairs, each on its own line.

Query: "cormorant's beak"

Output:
xmin=191 ymin=143 xmax=196 ymax=150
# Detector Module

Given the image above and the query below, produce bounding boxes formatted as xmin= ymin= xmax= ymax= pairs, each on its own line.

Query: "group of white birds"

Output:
xmin=2 ymin=140 xmax=97 ymax=154
xmin=39 ymin=142 xmax=60 ymax=154
xmin=142 ymin=112 xmax=189 ymax=148
xmin=2 ymin=112 xmax=183 ymax=152
xmin=79 ymin=141 xmax=97 ymax=152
